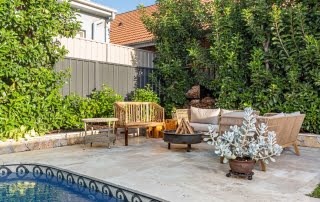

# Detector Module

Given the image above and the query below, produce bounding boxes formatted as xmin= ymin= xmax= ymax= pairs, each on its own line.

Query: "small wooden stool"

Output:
xmin=146 ymin=123 xmax=165 ymax=138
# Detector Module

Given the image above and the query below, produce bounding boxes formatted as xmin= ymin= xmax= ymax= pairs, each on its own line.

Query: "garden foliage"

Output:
xmin=61 ymin=86 xmax=123 ymax=130
xmin=131 ymin=84 xmax=160 ymax=103
xmin=0 ymin=0 xmax=80 ymax=140
xmin=141 ymin=0 xmax=320 ymax=133
xmin=0 ymin=0 xmax=122 ymax=140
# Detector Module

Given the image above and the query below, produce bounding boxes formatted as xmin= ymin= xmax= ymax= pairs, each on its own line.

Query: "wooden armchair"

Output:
xmin=257 ymin=113 xmax=305 ymax=156
xmin=114 ymin=102 xmax=165 ymax=146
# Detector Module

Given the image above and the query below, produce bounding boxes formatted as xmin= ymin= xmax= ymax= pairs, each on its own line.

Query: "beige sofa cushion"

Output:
xmin=271 ymin=113 xmax=285 ymax=118
xmin=190 ymin=123 xmax=219 ymax=132
xmin=221 ymin=109 xmax=234 ymax=115
xmin=190 ymin=107 xmax=220 ymax=124
xmin=221 ymin=111 xmax=245 ymax=117
xmin=286 ymin=111 xmax=300 ymax=116
xmin=222 ymin=109 xmax=259 ymax=117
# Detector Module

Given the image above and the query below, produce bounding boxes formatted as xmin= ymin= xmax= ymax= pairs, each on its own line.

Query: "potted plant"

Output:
xmin=204 ymin=108 xmax=283 ymax=180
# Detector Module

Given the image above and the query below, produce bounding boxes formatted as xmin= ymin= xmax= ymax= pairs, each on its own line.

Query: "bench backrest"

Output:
xmin=114 ymin=102 xmax=165 ymax=127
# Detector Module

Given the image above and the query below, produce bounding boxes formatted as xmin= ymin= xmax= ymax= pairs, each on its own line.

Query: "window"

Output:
xmin=76 ymin=30 xmax=86 ymax=39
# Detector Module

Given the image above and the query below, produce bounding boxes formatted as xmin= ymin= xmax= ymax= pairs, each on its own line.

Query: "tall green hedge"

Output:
xmin=0 ymin=0 xmax=81 ymax=139
xmin=142 ymin=0 xmax=320 ymax=133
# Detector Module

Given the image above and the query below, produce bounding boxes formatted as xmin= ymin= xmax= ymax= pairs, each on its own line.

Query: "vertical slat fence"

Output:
xmin=55 ymin=57 xmax=155 ymax=98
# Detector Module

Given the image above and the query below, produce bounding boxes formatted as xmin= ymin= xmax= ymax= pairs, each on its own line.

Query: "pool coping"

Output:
xmin=0 ymin=131 xmax=318 ymax=156
xmin=0 ymin=163 xmax=167 ymax=202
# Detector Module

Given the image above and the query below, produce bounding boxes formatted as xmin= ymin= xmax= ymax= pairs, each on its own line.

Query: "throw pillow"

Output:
xmin=190 ymin=107 xmax=220 ymax=124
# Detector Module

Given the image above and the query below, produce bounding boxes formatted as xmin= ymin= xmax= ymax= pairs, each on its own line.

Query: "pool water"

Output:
xmin=0 ymin=164 xmax=163 ymax=202
xmin=0 ymin=174 xmax=119 ymax=202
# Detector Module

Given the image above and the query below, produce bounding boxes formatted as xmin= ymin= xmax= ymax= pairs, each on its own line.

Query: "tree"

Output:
xmin=141 ymin=0 xmax=211 ymax=115
xmin=0 ymin=0 xmax=80 ymax=139
xmin=142 ymin=0 xmax=320 ymax=133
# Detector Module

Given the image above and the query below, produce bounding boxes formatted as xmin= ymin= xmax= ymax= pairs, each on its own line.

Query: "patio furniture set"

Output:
xmin=82 ymin=102 xmax=305 ymax=172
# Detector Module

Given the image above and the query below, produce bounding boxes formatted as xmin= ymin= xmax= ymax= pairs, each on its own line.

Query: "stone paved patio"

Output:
xmin=0 ymin=136 xmax=319 ymax=202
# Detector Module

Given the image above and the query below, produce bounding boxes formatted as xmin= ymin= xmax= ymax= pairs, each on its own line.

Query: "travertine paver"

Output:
xmin=0 ymin=136 xmax=319 ymax=202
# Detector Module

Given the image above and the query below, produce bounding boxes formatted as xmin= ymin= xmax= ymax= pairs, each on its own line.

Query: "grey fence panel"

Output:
xmin=55 ymin=57 xmax=154 ymax=98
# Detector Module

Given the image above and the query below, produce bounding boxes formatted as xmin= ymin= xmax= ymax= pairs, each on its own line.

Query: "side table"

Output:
xmin=82 ymin=118 xmax=118 ymax=147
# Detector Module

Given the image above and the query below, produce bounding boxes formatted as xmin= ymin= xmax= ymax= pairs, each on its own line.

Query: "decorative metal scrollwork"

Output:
xmin=45 ymin=168 xmax=54 ymax=180
xmin=57 ymin=170 xmax=64 ymax=183
xmin=88 ymin=180 xmax=98 ymax=194
xmin=102 ymin=184 xmax=113 ymax=197
xmin=116 ymin=189 xmax=128 ymax=201
xmin=66 ymin=173 xmax=74 ymax=185
xmin=0 ymin=166 xmax=12 ymax=179
xmin=16 ymin=165 xmax=29 ymax=178
xmin=131 ymin=194 xmax=143 ymax=202
xmin=32 ymin=165 xmax=43 ymax=179
xmin=77 ymin=176 xmax=86 ymax=192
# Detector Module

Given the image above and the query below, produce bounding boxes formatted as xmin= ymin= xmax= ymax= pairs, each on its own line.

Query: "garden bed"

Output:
xmin=0 ymin=130 xmax=94 ymax=155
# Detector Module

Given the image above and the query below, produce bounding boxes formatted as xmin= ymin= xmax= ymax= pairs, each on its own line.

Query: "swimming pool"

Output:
xmin=0 ymin=164 xmax=164 ymax=202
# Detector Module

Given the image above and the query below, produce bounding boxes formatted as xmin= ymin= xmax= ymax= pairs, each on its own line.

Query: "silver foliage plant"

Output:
xmin=205 ymin=108 xmax=283 ymax=164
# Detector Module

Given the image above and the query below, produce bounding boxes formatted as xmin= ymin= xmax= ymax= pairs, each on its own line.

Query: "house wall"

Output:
xmin=77 ymin=11 xmax=107 ymax=43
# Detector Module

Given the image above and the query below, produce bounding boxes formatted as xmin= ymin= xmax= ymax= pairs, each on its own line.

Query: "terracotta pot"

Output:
xmin=229 ymin=158 xmax=256 ymax=174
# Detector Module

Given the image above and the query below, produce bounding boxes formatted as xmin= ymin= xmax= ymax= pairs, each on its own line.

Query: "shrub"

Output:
xmin=60 ymin=86 xmax=123 ymax=130
xmin=131 ymin=84 xmax=160 ymax=103
xmin=0 ymin=0 xmax=80 ymax=140
xmin=142 ymin=0 xmax=320 ymax=133
xmin=309 ymin=184 xmax=320 ymax=198
xmin=91 ymin=85 xmax=123 ymax=117
xmin=60 ymin=95 xmax=96 ymax=129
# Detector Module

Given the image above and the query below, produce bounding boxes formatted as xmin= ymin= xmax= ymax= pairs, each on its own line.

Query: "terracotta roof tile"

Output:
xmin=110 ymin=1 xmax=212 ymax=46
xmin=110 ymin=5 xmax=157 ymax=46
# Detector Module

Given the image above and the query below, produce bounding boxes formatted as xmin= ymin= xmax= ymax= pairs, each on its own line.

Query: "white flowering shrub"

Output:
xmin=204 ymin=108 xmax=283 ymax=164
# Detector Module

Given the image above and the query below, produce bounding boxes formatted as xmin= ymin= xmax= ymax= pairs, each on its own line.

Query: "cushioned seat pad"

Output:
xmin=189 ymin=123 xmax=219 ymax=132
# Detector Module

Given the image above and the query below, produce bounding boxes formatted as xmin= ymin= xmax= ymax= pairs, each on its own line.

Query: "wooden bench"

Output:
xmin=114 ymin=102 xmax=165 ymax=146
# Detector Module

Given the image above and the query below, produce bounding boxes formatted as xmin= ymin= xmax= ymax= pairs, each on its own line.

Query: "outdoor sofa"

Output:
xmin=175 ymin=108 xmax=304 ymax=152
xmin=174 ymin=107 xmax=260 ymax=133
xmin=175 ymin=107 xmax=305 ymax=169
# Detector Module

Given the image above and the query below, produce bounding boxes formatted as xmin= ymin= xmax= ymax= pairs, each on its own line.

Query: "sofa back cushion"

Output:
xmin=221 ymin=109 xmax=234 ymax=115
xmin=271 ymin=112 xmax=285 ymax=118
xmin=221 ymin=109 xmax=260 ymax=117
xmin=221 ymin=111 xmax=245 ymax=117
xmin=286 ymin=111 xmax=301 ymax=116
xmin=190 ymin=107 xmax=220 ymax=124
